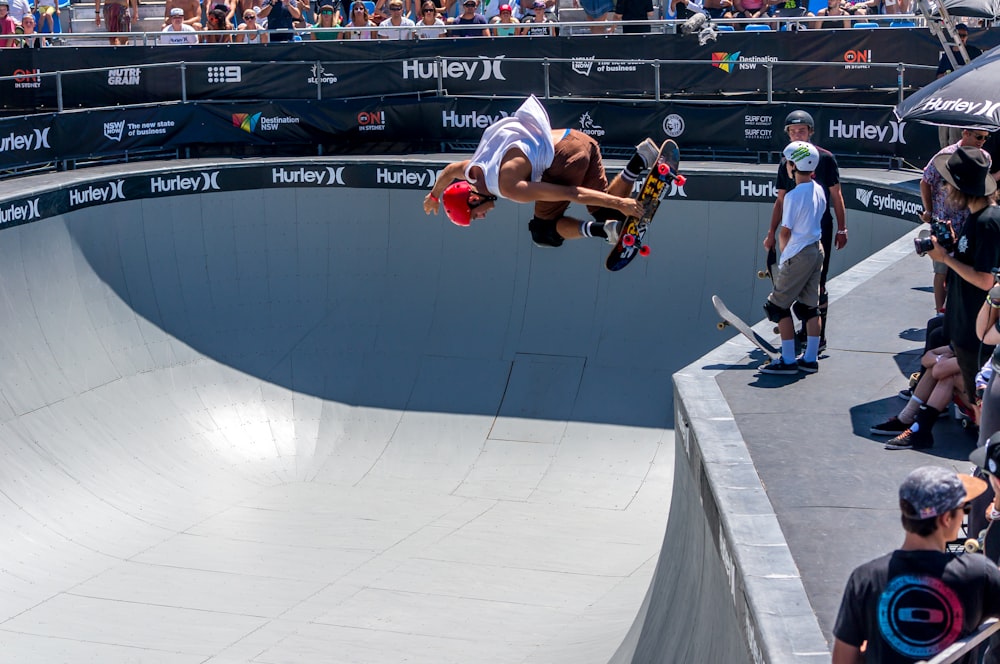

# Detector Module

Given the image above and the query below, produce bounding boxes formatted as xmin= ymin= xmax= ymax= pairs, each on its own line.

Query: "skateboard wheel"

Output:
xmin=757 ymin=270 xmax=767 ymax=279
xmin=717 ymin=321 xmax=728 ymax=331
xmin=658 ymin=163 xmax=670 ymax=176
xmin=965 ymin=538 xmax=981 ymax=554
xmin=674 ymin=174 xmax=687 ymax=186
xmin=639 ymin=245 xmax=651 ymax=257
xmin=622 ymin=234 xmax=636 ymax=247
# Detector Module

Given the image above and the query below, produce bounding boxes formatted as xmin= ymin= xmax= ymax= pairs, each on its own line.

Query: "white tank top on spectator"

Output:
xmin=464 ymin=95 xmax=555 ymax=199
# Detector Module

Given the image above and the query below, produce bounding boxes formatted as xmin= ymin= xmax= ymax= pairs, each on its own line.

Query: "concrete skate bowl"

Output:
xmin=0 ymin=157 xmax=917 ymax=663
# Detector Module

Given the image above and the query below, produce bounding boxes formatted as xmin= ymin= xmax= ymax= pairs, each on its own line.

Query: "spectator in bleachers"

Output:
xmin=378 ymin=0 xmax=415 ymax=37
xmin=415 ymin=0 xmax=447 ymax=34
xmin=488 ymin=2 xmax=518 ymax=33
xmin=518 ymin=0 xmax=553 ymax=19
xmin=613 ymin=0 xmax=652 ymax=33
xmin=733 ymin=0 xmax=766 ymax=25
xmin=7 ymin=0 xmax=29 ymax=23
xmin=811 ymin=0 xmax=852 ymax=28
xmin=33 ymin=0 xmax=58 ymax=34
xmin=18 ymin=12 xmax=47 ymax=45
xmin=236 ymin=8 xmax=270 ymax=40
xmin=520 ymin=0 xmax=555 ymax=33
xmin=97 ymin=0 xmax=136 ymax=44
xmin=204 ymin=7 xmax=234 ymax=40
xmin=160 ymin=6 xmax=199 ymax=42
xmin=771 ymin=0 xmax=813 ymax=29
xmin=310 ymin=2 xmax=340 ymax=37
xmin=257 ymin=0 xmax=302 ymax=40
xmin=163 ymin=0 xmax=201 ymax=29
xmin=448 ymin=0 xmax=489 ymax=35
xmin=576 ymin=0 xmax=612 ymax=33
xmin=0 ymin=0 xmax=16 ymax=46
xmin=340 ymin=0 xmax=378 ymax=37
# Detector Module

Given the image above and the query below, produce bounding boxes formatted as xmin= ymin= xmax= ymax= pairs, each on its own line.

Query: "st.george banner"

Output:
xmin=4 ymin=29 xmax=994 ymax=115
xmin=0 ymin=97 xmax=940 ymax=172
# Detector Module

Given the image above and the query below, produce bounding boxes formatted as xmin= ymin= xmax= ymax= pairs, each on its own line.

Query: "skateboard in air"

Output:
xmin=605 ymin=139 xmax=685 ymax=272
xmin=711 ymin=294 xmax=779 ymax=359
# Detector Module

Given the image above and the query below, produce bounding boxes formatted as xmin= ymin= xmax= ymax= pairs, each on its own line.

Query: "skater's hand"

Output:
xmin=834 ymin=228 xmax=848 ymax=250
xmin=762 ymin=232 xmax=775 ymax=251
xmin=614 ymin=196 xmax=642 ymax=219
xmin=423 ymin=193 xmax=439 ymax=215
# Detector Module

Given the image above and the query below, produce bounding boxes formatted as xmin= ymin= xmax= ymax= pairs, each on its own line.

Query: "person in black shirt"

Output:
xmin=833 ymin=465 xmax=1000 ymax=664
xmin=936 ymin=23 xmax=985 ymax=147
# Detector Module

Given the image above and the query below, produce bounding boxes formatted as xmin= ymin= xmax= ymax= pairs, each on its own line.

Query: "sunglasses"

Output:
xmin=970 ymin=133 xmax=990 ymax=141
xmin=422 ymin=6 xmax=435 ymax=10
xmin=463 ymin=2 xmax=475 ymax=6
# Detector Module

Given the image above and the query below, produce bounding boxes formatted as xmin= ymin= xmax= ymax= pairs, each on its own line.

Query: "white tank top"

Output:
xmin=464 ymin=95 xmax=555 ymax=199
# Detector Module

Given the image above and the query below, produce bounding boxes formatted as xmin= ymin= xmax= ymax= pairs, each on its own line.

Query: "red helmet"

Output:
xmin=442 ymin=181 xmax=475 ymax=226
xmin=442 ymin=181 xmax=497 ymax=227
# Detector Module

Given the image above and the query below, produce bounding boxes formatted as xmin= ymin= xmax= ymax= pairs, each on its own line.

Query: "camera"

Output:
xmin=914 ymin=220 xmax=956 ymax=256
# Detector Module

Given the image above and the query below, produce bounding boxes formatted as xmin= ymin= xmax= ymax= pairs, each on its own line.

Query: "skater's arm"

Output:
xmin=777 ymin=225 xmax=791 ymax=253
xmin=831 ymin=639 xmax=862 ymax=664
xmin=764 ymin=189 xmax=786 ymax=250
xmin=424 ymin=161 xmax=470 ymax=214
xmin=830 ymin=183 xmax=848 ymax=249
xmin=502 ymin=180 xmax=642 ymax=218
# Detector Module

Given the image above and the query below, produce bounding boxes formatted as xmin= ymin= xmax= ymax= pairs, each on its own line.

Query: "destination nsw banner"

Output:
xmin=5 ymin=28 xmax=998 ymax=115
xmin=0 ymin=98 xmax=942 ymax=171
xmin=0 ymin=158 xmax=921 ymax=232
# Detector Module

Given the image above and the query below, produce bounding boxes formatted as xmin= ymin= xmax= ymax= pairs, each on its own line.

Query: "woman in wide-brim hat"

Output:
xmin=925 ymin=143 xmax=1000 ymax=428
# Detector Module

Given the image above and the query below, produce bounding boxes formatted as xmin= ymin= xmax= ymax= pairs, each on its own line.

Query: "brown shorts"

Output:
xmin=103 ymin=2 xmax=132 ymax=31
xmin=534 ymin=130 xmax=609 ymax=222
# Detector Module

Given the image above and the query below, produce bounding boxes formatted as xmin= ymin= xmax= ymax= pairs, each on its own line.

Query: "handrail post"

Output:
xmin=653 ymin=60 xmax=661 ymax=101
xmin=56 ymin=71 xmax=63 ymax=112
xmin=435 ymin=55 xmax=443 ymax=96
xmin=897 ymin=63 xmax=905 ymax=106
xmin=765 ymin=63 xmax=773 ymax=104
xmin=316 ymin=61 xmax=322 ymax=100
xmin=543 ymin=58 xmax=550 ymax=99
xmin=180 ymin=62 xmax=187 ymax=103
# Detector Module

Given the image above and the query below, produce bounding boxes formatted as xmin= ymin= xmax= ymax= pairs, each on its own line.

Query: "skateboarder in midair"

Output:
xmin=760 ymin=141 xmax=826 ymax=375
xmin=423 ymin=95 xmax=657 ymax=248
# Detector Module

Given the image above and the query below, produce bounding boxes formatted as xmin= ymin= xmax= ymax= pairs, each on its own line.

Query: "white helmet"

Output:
xmin=783 ymin=141 xmax=819 ymax=172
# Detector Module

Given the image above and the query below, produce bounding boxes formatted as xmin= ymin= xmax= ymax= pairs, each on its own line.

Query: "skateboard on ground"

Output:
xmin=605 ymin=140 xmax=684 ymax=272
xmin=711 ymin=295 xmax=779 ymax=359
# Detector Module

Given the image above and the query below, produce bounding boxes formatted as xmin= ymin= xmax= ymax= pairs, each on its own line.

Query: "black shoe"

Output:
xmin=870 ymin=416 xmax=909 ymax=436
xmin=796 ymin=356 xmax=819 ymax=374
xmin=885 ymin=429 xmax=919 ymax=450
xmin=760 ymin=357 xmax=799 ymax=375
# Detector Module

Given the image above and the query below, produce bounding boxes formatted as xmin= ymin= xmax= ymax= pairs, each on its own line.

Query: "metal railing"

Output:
xmin=918 ymin=618 xmax=1000 ymax=664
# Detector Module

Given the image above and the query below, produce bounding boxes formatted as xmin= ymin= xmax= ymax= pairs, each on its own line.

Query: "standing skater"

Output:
xmin=764 ymin=110 xmax=847 ymax=350
xmin=760 ymin=141 xmax=826 ymax=375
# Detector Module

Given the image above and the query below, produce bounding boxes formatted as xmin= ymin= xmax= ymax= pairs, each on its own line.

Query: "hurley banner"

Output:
xmin=5 ymin=29 xmax=1000 ymax=115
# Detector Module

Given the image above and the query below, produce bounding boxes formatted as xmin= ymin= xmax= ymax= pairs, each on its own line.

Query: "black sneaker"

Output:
xmin=760 ymin=357 xmax=799 ymax=375
xmin=870 ymin=416 xmax=909 ymax=436
xmin=797 ymin=357 xmax=819 ymax=374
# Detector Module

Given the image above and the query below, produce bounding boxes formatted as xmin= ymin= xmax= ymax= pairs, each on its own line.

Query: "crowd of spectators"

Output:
xmin=0 ymin=0 xmax=959 ymax=45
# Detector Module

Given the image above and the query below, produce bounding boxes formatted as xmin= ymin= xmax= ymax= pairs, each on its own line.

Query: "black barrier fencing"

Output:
xmin=0 ymin=157 xmax=923 ymax=231
xmin=4 ymin=29 xmax=999 ymax=115
xmin=0 ymin=97 xmax=944 ymax=172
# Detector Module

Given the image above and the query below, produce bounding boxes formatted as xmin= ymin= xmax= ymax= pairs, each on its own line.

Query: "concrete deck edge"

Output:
xmin=671 ymin=221 xmax=921 ymax=662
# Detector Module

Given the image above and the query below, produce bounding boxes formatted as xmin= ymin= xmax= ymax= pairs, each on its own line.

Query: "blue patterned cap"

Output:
xmin=899 ymin=466 xmax=985 ymax=519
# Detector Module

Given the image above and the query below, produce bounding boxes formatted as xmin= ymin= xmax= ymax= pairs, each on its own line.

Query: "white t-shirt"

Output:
xmin=464 ymin=94 xmax=555 ymax=199
xmin=378 ymin=15 xmax=415 ymax=38
xmin=160 ymin=23 xmax=199 ymax=44
xmin=414 ymin=17 xmax=446 ymax=37
xmin=780 ymin=179 xmax=826 ymax=264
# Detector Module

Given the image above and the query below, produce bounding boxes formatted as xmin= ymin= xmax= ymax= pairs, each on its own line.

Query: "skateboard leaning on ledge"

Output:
xmin=711 ymin=295 xmax=779 ymax=359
